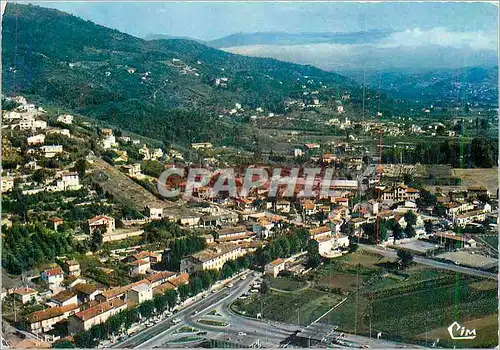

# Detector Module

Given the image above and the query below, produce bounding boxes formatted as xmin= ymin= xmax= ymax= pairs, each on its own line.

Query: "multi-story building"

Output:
xmin=68 ymin=299 xmax=127 ymax=334
xmin=57 ymin=172 xmax=82 ymax=191
xmin=214 ymin=226 xmax=249 ymax=243
xmin=381 ymin=184 xmax=420 ymax=202
xmin=25 ymin=304 xmax=80 ymax=334
xmin=128 ymin=259 xmax=150 ymax=277
xmin=180 ymin=244 xmax=244 ymax=273
xmin=126 ymin=283 xmax=153 ymax=305
xmin=62 ymin=260 xmax=81 ymax=277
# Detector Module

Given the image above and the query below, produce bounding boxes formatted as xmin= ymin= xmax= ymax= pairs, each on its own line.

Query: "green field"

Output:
xmin=268 ymin=277 xmax=308 ymax=291
xmin=232 ymin=288 xmax=343 ymax=326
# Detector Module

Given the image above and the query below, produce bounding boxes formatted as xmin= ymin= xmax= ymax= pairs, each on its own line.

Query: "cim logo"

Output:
xmin=447 ymin=321 xmax=477 ymax=340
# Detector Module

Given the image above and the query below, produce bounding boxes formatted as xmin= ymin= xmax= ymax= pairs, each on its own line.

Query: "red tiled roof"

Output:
xmin=48 ymin=217 xmax=63 ymax=223
xmin=268 ymin=258 xmax=284 ymax=266
xmin=13 ymin=287 xmax=37 ymax=296
xmin=43 ymin=267 xmax=63 ymax=277
xmin=128 ymin=259 xmax=149 ymax=267
xmin=147 ymin=271 xmax=176 ymax=284
xmin=73 ymin=299 xmax=126 ymax=321
xmin=88 ymin=215 xmax=113 ymax=225
xmin=26 ymin=304 xmax=79 ymax=323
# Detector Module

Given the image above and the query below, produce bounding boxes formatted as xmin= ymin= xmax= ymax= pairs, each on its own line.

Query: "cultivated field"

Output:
xmin=452 ymin=168 xmax=498 ymax=195
xmin=232 ymin=250 xmax=498 ymax=347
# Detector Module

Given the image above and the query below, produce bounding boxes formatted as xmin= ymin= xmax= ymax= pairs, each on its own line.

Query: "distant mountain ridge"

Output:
xmin=144 ymin=30 xmax=395 ymax=48
xmin=205 ymin=30 xmax=394 ymax=48
xmin=144 ymin=33 xmax=206 ymax=43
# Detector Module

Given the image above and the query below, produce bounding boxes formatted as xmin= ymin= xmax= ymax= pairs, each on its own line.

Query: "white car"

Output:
xmin=172 ymin=318 xmax=182 ymax=324
xmin=238 ymin=332 xmax=247 ymax=336
xmin=240 ymin=276 xmax=247 ymax=280
xmin=227 ymin=283 xmax=234 ymax=288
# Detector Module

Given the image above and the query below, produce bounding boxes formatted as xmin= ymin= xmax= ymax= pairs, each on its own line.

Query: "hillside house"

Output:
xmin=87 ymin=215 xmax=115 ymax=235
xmin=62 ymin=260 xmax=81 ymax=277
xmin=27 ymin=134 xmax=45 ymax=146
xmin=12 ymin=287 xmax=38 ymax=304
xmin=41 ymin=268 xmax=64 ymax=285
xmin=47 ymin=217 xmax=63 ymax=231
xmin=57 ymin=114 xmax=74 ymax=124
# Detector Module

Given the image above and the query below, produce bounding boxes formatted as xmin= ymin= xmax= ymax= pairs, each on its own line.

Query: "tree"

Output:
xmin=348 ymin=243 xmax=359 ymax=253
xmin=397 ymin=250 xmax=413 ymax=269
xmin=404 ymin=224 xmax=416 ymax=238
xmin=424 ymin=220 xmax=433 ymax=235
xmin=260 ymin=281 xmax=269 ymax=294
xmin=392 ymin=222 xmax=403 ymax=243
xmin=178 ymin=284 xmax=190 ymax=300
xmin=306 ymin=240 xmax=321 ymax=268
xmin=53 ymin=340 xmax=75 ymax=348
xmin=404 ymin=211 xmax=417 ymax=226
xmin=471 ymin=137 xmax=495 ymax=168
xmin=88 ymin=228 xmax=103 ymax=252
xmin=74 ymin=158 xmax=87 ymax=179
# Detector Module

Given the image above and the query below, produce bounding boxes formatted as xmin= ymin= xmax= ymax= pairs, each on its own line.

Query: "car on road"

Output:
xmin=227 ymin=283 xmax=234 ymax=288
xmin=238 ymin=332 xmax=247 ymax=336
xmin=240 ymin=275 xmax=246 ymax=280
xmin=192 ymin=310 xmax=199 ymax=315
xmin=197 ymin=331 xmax=207 ymax=335
xmin=172 ymin=318 xmax=182 ymax=324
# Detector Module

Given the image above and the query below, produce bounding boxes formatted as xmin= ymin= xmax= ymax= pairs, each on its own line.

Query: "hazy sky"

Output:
xmin=30 ymin=2 xmax=499 ymax=41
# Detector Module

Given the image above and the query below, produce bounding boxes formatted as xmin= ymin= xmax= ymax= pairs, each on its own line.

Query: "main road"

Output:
xmin=114 ymin=268 xmax=425 ymax=349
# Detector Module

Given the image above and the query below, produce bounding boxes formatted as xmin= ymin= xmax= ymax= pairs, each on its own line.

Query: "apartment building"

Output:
xmin=68 ymin=299 xmax=127 ymax=334
xmin=180 ymin=244 xmax=244 ymax=273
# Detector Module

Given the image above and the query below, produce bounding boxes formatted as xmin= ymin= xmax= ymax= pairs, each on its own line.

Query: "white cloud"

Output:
xmin=379 ymin=27 xmax=497 ymax=51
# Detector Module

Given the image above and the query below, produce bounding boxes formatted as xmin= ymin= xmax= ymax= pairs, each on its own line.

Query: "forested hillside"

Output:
xmin=1 ymin=3 xmax=391 ymax=147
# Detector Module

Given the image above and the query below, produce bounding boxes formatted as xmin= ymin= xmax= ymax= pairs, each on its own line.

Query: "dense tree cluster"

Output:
xmin=253 ymin=227 xmax=309 ymax=266
xmin=164 ymin=235 xmax=207 ymax=270
xmin=383 ymin=137 xmax=497 ymax=168
xmin=2 ymin=223 xmax=73 ymax=274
